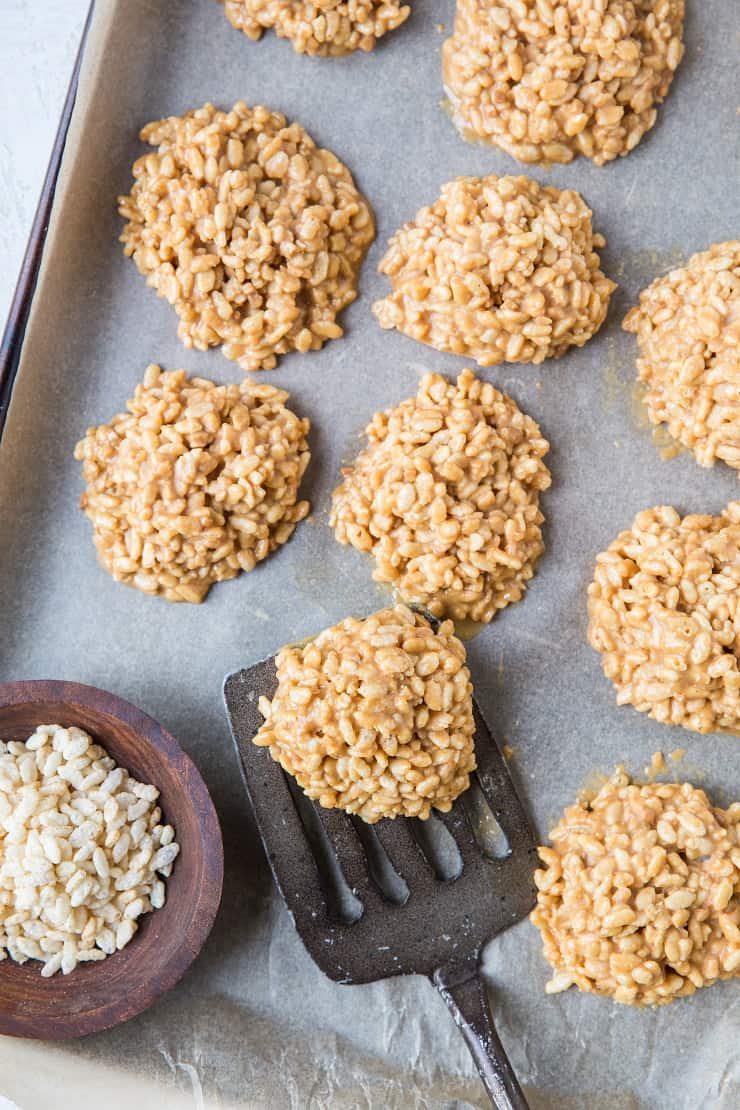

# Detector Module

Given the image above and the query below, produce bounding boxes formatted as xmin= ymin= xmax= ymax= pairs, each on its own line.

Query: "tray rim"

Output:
xmin=0 ymin=0 xmax=116 ymax=444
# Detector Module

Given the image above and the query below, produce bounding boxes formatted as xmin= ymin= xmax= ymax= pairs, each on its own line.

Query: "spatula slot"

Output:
xmin=410 ymin=814 xmax=463 ymax=881
xmin=462 ymin=777 xmax=511 ymax=861
xmin=351 ymin=820 xmax=410 ymax=906
xmin=284 ymin=776 xmax=363 ymax=924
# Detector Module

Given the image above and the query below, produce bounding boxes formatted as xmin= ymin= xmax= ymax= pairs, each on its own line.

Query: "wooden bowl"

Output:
xmin=0 ymin=680 xmax=223 ymax=1039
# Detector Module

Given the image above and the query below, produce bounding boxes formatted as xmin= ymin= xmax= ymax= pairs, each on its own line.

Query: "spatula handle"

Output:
xmin=433 ymin=963 xmax=529 ymax=1110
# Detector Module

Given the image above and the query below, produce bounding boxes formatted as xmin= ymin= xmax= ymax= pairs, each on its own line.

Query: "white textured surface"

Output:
xmin=0 ymin=0 xmax=88 ymax=327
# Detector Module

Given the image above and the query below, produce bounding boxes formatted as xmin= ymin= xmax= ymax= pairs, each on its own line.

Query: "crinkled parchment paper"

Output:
xmin=0 ymin=1 xmax=739 ymax=1106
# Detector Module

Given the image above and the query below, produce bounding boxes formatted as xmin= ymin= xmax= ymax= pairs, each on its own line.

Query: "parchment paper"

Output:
xmin=1 ymin=1 xmax=739 ymax=1106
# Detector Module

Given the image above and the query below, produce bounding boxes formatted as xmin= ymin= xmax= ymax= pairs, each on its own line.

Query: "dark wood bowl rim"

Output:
xmin=0 ymin=679 xmax=224 ymax=1039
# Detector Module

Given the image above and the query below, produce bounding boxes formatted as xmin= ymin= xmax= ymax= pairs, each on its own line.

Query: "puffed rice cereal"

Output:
xmin=531 ymin=770 xmax=740 ymax=1005
xmin=372 ymin=175 xmax=615 ymax=366
xmin=219 ymin=0 xmax=410 ymax=55
xmin=330 ymin=369 xmax=551 ymax=622
xmin=587 ymin=503 xmax=740 ymax=735
xmin=74 ymin=365 xmax=310 ymax=603
xmin=0 ymin=724 xmax=179 ymax=977
xmin=624 ymin=242 xmax=740 ymax=473
xmin=119 ymin=102 xmax=374 ymax=371
xmin=254 ymin=605 xmax=476 ymax=822
xmin=442 ymin=0 xmax=684 ymax=166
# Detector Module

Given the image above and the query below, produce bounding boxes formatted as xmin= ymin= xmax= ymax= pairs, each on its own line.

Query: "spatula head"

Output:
xmin=224 ymin=657 xmax=537 ymax=985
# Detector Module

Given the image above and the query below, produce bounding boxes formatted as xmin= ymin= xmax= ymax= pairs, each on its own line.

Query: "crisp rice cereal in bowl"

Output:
xmin=219 ymin=0 xmax=410 ymax=56
xmin=587 ymin=503 xmax=740 ymax=735
xmin=372 ymin=175 xmax=615 ymax=366
xmin=330 ymin=369 xmax=551 ymax=623
xmin=623 ymin=242 xmax=740 ymax=473
xmin=0 ymin=724 xmax=179 ymax=977
xmin=254 ymin=605 xmax=476 ymax=822
xmin=531 ymin=769 xmax=740 ymax=1005
xmin=119 ymin=102 xmax=375 ymax=371
xmin=442 ymin=0 xmax=684 ymax=167
xmin=74 ymin=365 xmax=310 ymax=603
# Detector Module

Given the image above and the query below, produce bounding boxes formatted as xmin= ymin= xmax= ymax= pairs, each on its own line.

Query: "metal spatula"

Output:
xmin=224 ymin=650 xmax=537 ymax=1109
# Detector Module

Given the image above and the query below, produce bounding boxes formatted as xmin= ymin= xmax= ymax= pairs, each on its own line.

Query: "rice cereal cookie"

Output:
xmin=119 ymin=103 xmax=375 ymax=371
xmin=624 ymin=242 xmax=740 ymax=473
xmin=372 ymin=175 xmax=615 ymax=366
xmin=442 ymin=0 xmax=684 ymax=167
xmin=254 ymin=605 xmax=476 ymax=822
xmin=531 ymin=770 xmax=740 ymax=1005
xmin=587 ymin=503 xmax=740 ymax=734
xmin=330 ymin=369 xmax=551 ymax=623
xmin=74 ymin=365 xmax=311 ymax=603
xmin=219 ymin=0 xmax=410 ymax=56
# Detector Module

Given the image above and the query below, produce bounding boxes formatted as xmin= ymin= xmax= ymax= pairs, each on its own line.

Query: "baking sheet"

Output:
xmin=0 ymin=0 xmax=739 ymax=1106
